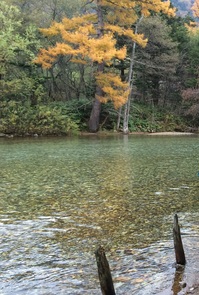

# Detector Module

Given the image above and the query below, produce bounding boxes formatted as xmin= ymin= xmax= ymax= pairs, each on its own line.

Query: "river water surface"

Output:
xmin=0 ymin=134 xmax=199 ymax=295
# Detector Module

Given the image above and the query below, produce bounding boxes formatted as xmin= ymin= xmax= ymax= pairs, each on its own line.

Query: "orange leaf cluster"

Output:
xmin=185 ymin=22 xmax=199 ymax=34
xmin=138 ymin=0 xmax=175 ymax=17
xmin=192 ymin=0 xmax=199 ymax=18
xmin=95 ymin=72 xmax=130 ymax=108
xmin=34 ymin=19 xmax=126 ymax=68
xmin=185 ymin=0 xmax=199 ymax=34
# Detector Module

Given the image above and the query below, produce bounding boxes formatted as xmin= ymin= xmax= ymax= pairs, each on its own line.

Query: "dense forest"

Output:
xmin=0 ymin=0 xmax=199 ymax=136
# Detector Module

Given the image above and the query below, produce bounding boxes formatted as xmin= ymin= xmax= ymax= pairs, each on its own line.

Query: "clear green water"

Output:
xmin=0 ymin=135 xmax=199 ymax=294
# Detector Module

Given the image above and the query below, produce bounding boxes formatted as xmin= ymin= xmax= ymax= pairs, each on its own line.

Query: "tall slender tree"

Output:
xmin=136 ymin=15 xmax=179 ymax=106
xmin=35 ymin=0 xmax=175 ymax=132
xmin=122 ymin=16 xmax=143 ymax=134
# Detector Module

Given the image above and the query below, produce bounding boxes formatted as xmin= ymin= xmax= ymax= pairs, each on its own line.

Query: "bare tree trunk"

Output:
xmin=117 ymin=61 xmax=126 ymax=130
xmin=117 ymin=107 xmax=122 ymax=131
xmin=173 ymin=214 xmax=186 ymax=266
xmin=95 ymin=246 xmax=116 ymax=295
xmin=89 ymin=93 xmax=102 ymax=132
xmin=123 ymin=16 xmax=143 ymax=134
xmin=88 ymin=0 xmax=104 ymax=132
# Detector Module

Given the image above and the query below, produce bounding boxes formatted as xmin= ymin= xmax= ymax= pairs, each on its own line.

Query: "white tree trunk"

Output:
xmin=116 ymin=107 xmax=122 ymax=130
xmin=123 ymin=16 xmax=143 ymax=134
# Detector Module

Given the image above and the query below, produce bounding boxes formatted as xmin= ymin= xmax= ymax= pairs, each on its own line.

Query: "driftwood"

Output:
xmin=173 ymin=214 xmax=186 ymax=266
xmin=95 ymin=246 xmax=116 ymax=295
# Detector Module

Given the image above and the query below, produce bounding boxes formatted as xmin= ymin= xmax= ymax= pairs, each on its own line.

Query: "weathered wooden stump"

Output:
xmin=173 ymin=214 xmax=186 ymax=266
xmin=95 ymin=246 xmax=116 ymax=295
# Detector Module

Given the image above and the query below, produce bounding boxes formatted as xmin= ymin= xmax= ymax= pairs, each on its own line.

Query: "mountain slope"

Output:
xmin=171 ymin=0 xmax=194 ymax=16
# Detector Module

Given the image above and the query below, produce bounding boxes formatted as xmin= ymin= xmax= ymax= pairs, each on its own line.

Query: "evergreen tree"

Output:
xmin=0 ymin=1 xmax=43 ymax=103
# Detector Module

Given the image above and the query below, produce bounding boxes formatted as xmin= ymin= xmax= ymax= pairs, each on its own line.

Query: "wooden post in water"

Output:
xmin=95 ymin=246 xmax=116 ymax=295
xmin=173 ymin=214 xmax=186 ymax=266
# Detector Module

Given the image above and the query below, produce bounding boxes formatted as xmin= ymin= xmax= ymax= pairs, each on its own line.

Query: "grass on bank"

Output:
xmin=0 ymin=99 xmax=191 ymax=136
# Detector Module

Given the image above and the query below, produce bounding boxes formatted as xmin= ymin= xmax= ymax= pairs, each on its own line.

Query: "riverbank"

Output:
xmin=80 ymin=131 xmax=196 ymax=136
xmin=0 ymin=131 xmax=197 ymax=138
xmin=147 ymin=132 xmax=196 ymax=136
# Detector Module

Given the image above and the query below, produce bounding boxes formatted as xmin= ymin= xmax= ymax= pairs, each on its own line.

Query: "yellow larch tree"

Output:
xmin=192 ymin=0 xmax=199 ymax=18
xmin=185 ymin=0 xmax=199 ymax=34
xmin=35 ymin=0 xmax=175 ymax=132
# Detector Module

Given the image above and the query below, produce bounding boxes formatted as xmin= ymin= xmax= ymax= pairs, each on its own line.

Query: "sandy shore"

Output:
xmin=79 ymin=131 xmax=196 ymax=136
xmin=148 ymin=132 xmax=195 ymax=136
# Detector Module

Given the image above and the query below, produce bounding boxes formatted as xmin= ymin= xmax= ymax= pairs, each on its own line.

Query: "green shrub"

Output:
xmin=63 ymin=98 xmax=93 ymax=130
xmin=127 ymin=103 xmax=186 ymax=132
xmin=0 ymin=101 xmax=79 ymax=135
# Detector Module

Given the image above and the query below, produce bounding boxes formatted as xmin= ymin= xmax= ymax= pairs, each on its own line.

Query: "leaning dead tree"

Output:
xmin=95 ymin=246 xmax=116 ymax=295
xmin=173 ymin=214 xmax=186 ymax=266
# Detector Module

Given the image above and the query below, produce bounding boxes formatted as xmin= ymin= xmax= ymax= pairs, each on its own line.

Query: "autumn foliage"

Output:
xmin=35 ymin=0 xmax=175 ymax=110
xmin=186 ymin=0 xmax=199 ymax=33
xmin=192 ymin=0 xmax=199 ymax=17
